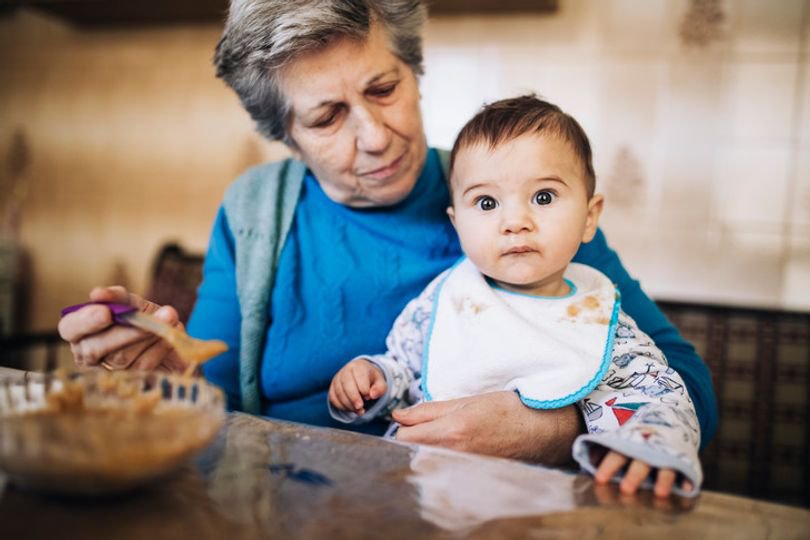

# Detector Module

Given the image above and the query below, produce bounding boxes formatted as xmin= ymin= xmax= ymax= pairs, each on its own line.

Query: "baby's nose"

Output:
xmin=500 ymin=206 xmax=535 ymax=234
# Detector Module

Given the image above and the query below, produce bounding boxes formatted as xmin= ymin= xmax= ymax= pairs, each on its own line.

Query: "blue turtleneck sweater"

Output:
xmin=190 ymin=148 xmax=718 ymax=445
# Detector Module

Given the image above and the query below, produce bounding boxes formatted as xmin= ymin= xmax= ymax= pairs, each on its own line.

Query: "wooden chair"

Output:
xmin=146 ymin=243 xmax=204 ymax=325
xmin=659 ymin=301 xmax=810 ymax=508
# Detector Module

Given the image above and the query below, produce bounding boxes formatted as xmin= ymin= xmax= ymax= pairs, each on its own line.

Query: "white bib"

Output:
xmin=423 ymin=259 xmax=619 ymax=409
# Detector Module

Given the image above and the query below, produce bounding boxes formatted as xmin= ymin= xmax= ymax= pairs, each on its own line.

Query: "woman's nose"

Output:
xmin=354 ymin=106 xmax=391 ymax=154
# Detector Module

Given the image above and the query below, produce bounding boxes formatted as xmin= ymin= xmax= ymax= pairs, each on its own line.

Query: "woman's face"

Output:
xmin=280 ymin=24 xmax=427 ymax=208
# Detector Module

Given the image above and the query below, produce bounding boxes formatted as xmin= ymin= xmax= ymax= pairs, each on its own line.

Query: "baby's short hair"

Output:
xmin=449 ymin=95 xmax=596 ymax=197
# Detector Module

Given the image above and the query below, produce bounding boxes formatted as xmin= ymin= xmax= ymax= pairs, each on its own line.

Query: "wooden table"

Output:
xmin=1 ymin=412 xmax=808 ymax=539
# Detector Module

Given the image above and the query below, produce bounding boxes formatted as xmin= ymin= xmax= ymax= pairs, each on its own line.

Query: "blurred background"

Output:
xmin=1 ymin=0 xmax=808 ymax=333
xmin=0 ymin=0 xmax=809 ymax=506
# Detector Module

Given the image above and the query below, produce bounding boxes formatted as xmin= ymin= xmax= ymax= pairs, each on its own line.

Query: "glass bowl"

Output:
xmin=0 ymin=369 xmax=225 ymax=496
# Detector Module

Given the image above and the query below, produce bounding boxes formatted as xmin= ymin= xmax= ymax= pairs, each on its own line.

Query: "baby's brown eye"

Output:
xmin=534 ymin=191 xmax=555 ymax=205
xmin=476 ymin=196 xmax=498 ymax=211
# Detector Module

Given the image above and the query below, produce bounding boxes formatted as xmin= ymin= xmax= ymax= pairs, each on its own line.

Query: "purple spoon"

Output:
xmin=60 ymin=301 xmax=137 ymax=325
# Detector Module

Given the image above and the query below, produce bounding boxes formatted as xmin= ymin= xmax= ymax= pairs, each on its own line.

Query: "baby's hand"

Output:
xmin=329 ymin=358 xmax=387 ymax=416
xmin=595 ymin=450 xmax=694 ymax=498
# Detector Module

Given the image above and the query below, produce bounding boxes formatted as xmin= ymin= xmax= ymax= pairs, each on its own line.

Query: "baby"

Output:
xmin=328 ymin=95 xmax=702 ymax=498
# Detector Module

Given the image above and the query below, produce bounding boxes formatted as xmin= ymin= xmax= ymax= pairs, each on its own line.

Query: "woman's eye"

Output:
xmin=369 ymin=83 xmax=397 ymax=98
xmin=312 ymin=112 xmax=338 ymax=128
xmin=311 ymin=105 xmax=346 ymax=128
xmin=534 ymin=191 xmax=555 ymax=205
xmin=476 ymin=196 xmax=498 ymax=211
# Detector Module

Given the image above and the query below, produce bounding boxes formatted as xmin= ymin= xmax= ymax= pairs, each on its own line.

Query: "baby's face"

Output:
xmin=448 ymin=132 xmax=603 ymax=297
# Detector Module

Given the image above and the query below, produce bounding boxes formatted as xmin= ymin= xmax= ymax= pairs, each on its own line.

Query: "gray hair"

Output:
xmin=214 ymin=0 xmax=427 ymax=144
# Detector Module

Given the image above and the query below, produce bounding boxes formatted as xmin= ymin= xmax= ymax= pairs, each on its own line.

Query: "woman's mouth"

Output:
xmin=360 ymin=152 xmax=406 ymax=181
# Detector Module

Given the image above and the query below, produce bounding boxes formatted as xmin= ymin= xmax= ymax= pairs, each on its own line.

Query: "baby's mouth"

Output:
xmin=503 ymin=246 xmax=537 ymax=255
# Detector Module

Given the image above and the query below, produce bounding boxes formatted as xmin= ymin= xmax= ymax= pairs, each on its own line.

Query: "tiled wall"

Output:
xmin=421 ymin=0 xmax=810 ymax=311
xmin=0 ymin=12 xmax=288 ymax=331
xmin=0 ymin=0 xmax=808 ymax=331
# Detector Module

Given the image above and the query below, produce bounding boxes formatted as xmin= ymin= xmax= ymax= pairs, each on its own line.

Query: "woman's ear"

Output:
xmin=446 ymin=205 xmax=456 ymax=227
xmin=285 ymin=137 xmax=304 ymax=161
xmin=288 ymin=148 xmax=303 ymax=161
xmin=582 ymin=193 xmax=604 ymax=243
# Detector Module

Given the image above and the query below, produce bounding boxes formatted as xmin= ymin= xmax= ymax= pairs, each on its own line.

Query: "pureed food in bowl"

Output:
xmin=0 ymin=369 xmax=225 ymax=495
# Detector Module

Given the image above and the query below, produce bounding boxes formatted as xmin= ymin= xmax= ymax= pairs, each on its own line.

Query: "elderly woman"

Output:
xmin=58 ymin=0 xmax=717 ymax=464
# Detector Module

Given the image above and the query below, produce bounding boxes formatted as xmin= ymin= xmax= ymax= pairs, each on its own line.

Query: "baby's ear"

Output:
xmin=582 ymin=194 xmax=605 ymax=243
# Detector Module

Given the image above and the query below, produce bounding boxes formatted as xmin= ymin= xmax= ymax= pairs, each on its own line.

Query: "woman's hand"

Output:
xmin=594 ymin=450 xmax=694 ymax=498
xmin=392 ymin=391 xmax=582 ymax=466
xmin=328 ymin=358 xmax=387 ymax=416
xmin=57 ymin=286 xmax=188 ymax=373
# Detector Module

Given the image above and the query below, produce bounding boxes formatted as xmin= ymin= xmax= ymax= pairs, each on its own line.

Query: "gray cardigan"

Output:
xmin=222 ymin=150 xmax=451 ymax=414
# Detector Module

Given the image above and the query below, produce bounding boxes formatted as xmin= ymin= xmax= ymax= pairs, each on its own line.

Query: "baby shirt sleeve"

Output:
xmin=328 ymin=271 xmax=445 ymax=424
xmin=572 ymin=312 xmax=704 ymax=497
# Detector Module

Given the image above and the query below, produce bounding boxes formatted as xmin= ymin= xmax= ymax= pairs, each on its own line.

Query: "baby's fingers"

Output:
xmin=328 ymin=380 xmax=341 ymax=407
xmin=349 ymin=362 xmax=372 ymax=400
xmin=594 ymin=450 xmax=628 ymax=484
xmin=333 ymin=376 xmax=361 ymax=413
xmin=620 ymin=460 xmax=651 ymax=495
xmin=328 ymin=381 xmax=343 ymax=410
xmin=654 ymin=469 xmax=676 ymax=498
xmin=340 ymin=372 xmax=365 ymax=412
xmin=349 ymin=359 xmax=387 ymax=401
xmin=682 ymin=479 xmax=694 ymax=493
xmin=368 ymin=367 xmax=387 ymax=400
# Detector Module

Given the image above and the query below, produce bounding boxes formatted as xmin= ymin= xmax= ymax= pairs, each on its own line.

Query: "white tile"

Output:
xmin=596 ymin=141 xmax=657 ymax=214
xmin=599 ymin=204 xmax=709 ymax=272
xmin=789 ymin=226 xmax=810 ymax=251
xmin=494 ymin=57 xmax=604 ymax=128
xmin=788 ymin=143 xmax=810 ymax=228
xmin=798 ymin=62 xmax=810 ymax=147
xmin=719 ymin=227 xmax=787 ymax=256
xmin=597 ymin=0 xmax=680 ymax=54
xmin=595 ymin=61 xmax=667 ymax=142
xmin=423 ymin=41 xmax=607 ymax=148
xmin=422 ymin=46 xmax=503 ymax=148
xmin=656 ymin=59 xmax=727 ymax=147
xmin=710 ymin=144 xmax=792 ymax=228
xmin=720 ymin=62 xmax=798 ymax=141
xmin=729 ymin=0 xmax=805 ymax=56
xmin=781 ymin=252 xmax=810 ymax=310
xmin=607 ymin=224 xmax=785 ymax=308
xmin=676 ymin=0 xmax=730 ymax=51
xmin=805 ymin=2 xmax=810 ymax=55
xmin=425 ymin=6 xmax=599 ymax=56
xmin=654 ymin=142 xmax=717 ymax=221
